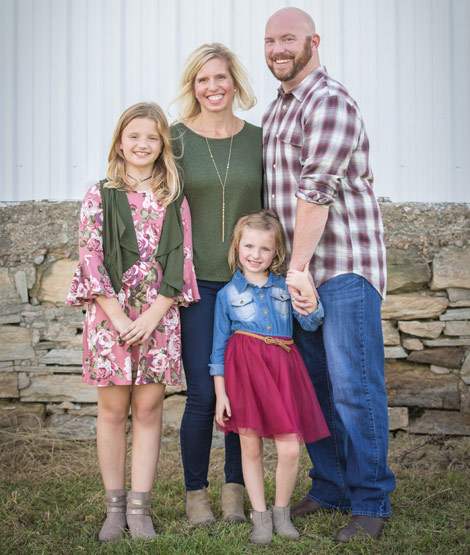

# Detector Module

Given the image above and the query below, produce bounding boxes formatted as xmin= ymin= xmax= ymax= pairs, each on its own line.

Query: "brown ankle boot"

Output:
xmin=186 ymin=487 xmax=216 ymax=525
xmin=221 ymin=483 xmax=246 ymax=522
xmin=126 ymin=491 xmax=156 ymax=539
xmin=98 ymin=489 xmax=127 ymax=542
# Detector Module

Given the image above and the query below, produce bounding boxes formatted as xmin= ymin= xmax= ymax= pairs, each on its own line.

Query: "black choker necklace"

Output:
xmin=126 ymin=173 xmax=152 ymax=184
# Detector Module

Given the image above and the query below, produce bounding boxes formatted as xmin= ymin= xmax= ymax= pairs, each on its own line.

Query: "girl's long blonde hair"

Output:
xmin=172 ymin=43 xmax=256 ymax=122
xmin=228 ymin=210 xmax=287 ymax=276
xmin=106 ymin=102 xmax=181 ymax=205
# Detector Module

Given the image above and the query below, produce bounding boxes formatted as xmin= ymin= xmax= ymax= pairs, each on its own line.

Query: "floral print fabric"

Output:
xmin=67 ymin=184 xmax=199 ymax=386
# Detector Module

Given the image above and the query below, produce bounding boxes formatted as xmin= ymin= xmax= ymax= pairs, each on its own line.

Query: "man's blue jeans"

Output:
xmin=293 ymin=274 xmax=395 ymax=517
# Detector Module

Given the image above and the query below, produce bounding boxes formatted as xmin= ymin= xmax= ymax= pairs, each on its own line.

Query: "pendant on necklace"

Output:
xmin=205 ymin=119 xmax=235 ymax=242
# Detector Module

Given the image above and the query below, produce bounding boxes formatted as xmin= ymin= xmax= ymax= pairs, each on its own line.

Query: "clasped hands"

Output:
xmin=286 ymin=263 xmax=319 ymax=316
xmin=96 ymin=294 xmax=174 ymax=347
xmin=113 ymin=310 xmax=161 ymax=346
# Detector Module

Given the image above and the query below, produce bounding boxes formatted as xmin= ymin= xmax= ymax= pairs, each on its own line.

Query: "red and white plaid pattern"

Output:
xmin=263 ymin=67 xmax=386 ymax=298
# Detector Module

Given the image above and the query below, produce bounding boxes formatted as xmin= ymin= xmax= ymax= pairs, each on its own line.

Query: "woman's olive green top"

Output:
xmin=171 ymin=122 xmax=263 ymax=282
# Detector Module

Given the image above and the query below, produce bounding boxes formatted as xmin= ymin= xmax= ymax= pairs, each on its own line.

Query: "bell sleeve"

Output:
xmin=178 ymin=197 xmax=200 ymax=306
xmin=66 ymin=184 xmax=117 ymax=306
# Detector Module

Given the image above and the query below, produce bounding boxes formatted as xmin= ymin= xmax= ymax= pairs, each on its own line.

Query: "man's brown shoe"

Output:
xmin=290 ymin=497 xmax=324 ymax=517
xmin=335 ymin=515 xmax=385 ymax=543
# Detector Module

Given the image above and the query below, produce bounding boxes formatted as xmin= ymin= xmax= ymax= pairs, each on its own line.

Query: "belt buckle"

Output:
xmin=264 ymin=336 xmax=272 ymax=344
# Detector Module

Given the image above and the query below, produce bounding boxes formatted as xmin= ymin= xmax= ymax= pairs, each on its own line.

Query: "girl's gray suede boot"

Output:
xmin=272 ymin=504 xmax=300 ymax=540
xmin=126 ymin=491 xmax=156 ymax=539
xmin=98 ymin=489 xmax=127 ymax=542
xmin=250 ymin=509 xmax=273 ymax=545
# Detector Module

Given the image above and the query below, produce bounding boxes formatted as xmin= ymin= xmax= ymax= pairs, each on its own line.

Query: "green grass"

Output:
xmin=1 ymin=430 xmax=469 ymax=554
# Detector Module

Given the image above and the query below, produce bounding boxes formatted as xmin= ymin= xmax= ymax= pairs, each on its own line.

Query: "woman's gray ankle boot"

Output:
xmin=186 ymin=487 xmax=216 ymax=525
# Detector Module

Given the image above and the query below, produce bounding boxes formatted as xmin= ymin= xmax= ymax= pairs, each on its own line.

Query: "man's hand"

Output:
xmin=286 ymin=262 xmax=318 ymax=316
xmin=287 ymin=200 xmax=328 ymax=314
xmin=286 ymin=263 xmax=315 ymax=294
xmin=288 ymin=286 xmax=312 ymax=316
xmin=287 ymin=263 xmax=318 ymax=315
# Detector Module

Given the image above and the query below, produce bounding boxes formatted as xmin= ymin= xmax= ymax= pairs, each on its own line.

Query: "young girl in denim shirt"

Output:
xmin=209 ymin=210 xmax=329 ymax=545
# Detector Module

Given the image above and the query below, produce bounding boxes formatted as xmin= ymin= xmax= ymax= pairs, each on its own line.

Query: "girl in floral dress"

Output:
xmin=67 ymin=102 xmax=199 ymax=542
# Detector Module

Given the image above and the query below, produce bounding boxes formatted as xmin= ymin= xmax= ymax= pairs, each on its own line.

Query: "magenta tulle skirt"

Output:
xmin=220 ymin=333 xmax=330 ymax=443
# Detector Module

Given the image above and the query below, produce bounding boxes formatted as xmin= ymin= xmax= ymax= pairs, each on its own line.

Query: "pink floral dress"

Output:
xmin=67 ymin=183 xmax=199 ymax=387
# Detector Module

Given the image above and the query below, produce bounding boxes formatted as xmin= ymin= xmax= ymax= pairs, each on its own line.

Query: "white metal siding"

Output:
xmin=0 ymin=0 xmax=469 ymax=202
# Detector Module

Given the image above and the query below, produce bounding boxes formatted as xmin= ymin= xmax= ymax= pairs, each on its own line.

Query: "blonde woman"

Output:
xmin=67 ymin=102 xmax=199 ymax=541
xmin=171 ymin=44 xmax=263 ymax=525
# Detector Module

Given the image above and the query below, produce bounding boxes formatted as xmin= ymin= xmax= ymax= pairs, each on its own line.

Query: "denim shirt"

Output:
xmin=209 ymin=270 xmax=324 ymax=377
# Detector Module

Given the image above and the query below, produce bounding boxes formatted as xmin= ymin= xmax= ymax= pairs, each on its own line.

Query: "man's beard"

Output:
xmin=268 ymin=37 xmax=313 ymax=82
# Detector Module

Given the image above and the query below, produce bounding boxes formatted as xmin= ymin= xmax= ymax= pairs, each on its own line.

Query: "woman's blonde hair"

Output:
xmin=106 ymin=102 xmax=181 ymax=205
xmin=228 ymin=210 xmax=287 ymax=276
xmin=172 ymin=43 xmax=256 ymax=121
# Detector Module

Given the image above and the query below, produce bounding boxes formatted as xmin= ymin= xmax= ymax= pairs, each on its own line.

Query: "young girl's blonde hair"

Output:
xmin=106 ymin=102 xmax=181 ymax=205
xmin=172 ymin=43 xmax=256 ymax=122
xmin=228 ymin=210 xmax=287 ymax=276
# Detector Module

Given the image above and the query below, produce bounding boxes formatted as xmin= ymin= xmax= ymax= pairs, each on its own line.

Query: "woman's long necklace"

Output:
xmin=204 ymin=118 xmax=235 ymax=242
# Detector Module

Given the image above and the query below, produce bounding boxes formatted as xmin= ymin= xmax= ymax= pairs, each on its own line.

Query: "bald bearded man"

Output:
xmin=262 ymin=7 xmax=395 ymax=543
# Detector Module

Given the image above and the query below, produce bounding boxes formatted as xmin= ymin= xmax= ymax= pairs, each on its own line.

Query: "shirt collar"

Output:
xmin=277 ymin=66 xmax=327 ymax=102
xmin=232 ymin=269 xmax=283 ymax=292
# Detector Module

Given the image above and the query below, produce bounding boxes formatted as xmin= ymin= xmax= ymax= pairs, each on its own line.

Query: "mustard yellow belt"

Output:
xmin=234 ymin=330 xmax=294 ymax=353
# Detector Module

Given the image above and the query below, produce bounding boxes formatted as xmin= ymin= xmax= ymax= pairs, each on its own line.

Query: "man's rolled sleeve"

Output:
xmin=296 ymin=96 xmax=361 ymax=206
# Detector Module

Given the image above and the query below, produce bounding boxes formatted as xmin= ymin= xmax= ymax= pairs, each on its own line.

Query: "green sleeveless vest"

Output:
xmin=100 ymin=180 xmax=184 ymax=297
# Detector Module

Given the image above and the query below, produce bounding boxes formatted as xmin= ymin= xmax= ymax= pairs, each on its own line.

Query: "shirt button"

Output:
xmin=276 ymin=133 xmax=279 ymax=138
xmin=282 ymin=104 xmax=287 ymax=109
xmin=273 ymin=164 xmax=276 ymax=168
xmin=271 ymin=194 xmax=275 ymax=199
xmin=260 ymin=294 xmax=264 ymax=298
xmin=267 ymin=325 xmax=272 ymax=330
xmin=264 ymin=310 xmax=268 ymax=314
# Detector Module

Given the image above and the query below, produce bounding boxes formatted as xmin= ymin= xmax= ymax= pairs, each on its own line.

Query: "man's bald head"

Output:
xmin=266 ymin=7 xmax=316 ymax=36
xmin=264 ymin=7 xmax=320 ymax=91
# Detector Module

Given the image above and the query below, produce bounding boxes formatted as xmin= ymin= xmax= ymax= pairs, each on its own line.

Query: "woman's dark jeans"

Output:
xmin=180 ymin=279 xmax=244 ymax=491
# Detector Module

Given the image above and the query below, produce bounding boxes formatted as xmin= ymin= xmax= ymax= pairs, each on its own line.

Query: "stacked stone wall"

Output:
xmin=0 ymin=201 xmax=469 ymax=438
